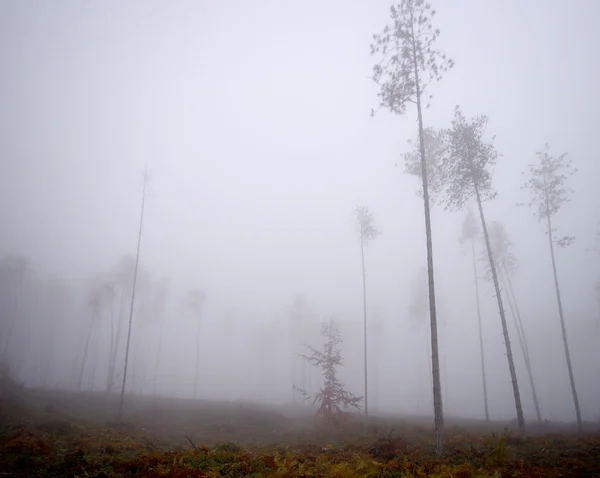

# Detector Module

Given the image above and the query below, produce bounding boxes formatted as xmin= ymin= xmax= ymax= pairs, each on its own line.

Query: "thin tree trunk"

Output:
xmin=118 ymin=173 xmax=147 ymax=421
xmin=442 ymin=349 xmax=448 ymax=415
xmin=107 ymin=289 xmax=127 ymax=392
xmin=371 ymin=351 xmax=378 ymax=415
xmin=474 ymin=183 xmax=525 ymax=432
xmin=77 ymin=312 xmax=96 ymax=391
xmin=106 ymin=296 xmax=116 ymax=392
xmin=503 ymin=270 xmax=542 ymax=421
xmin=471 ymin=240 xmax=489 ymax=421
xmin=504 ymin=273 xmax=528 ymax=357
xmin=131 ymin=342 xmax=138 ymax=395
xmin=410 ymin=15 xmax=443 ymax=456
xmin=90 ymin=330 xmax=100 ymax=391
xmin=424 ymin=325 xmax=433 ymax=395
xmin=361 ymin=239 xmax=368 ymax=418
xmin=546 ymin=214 xmax=582 ymax=432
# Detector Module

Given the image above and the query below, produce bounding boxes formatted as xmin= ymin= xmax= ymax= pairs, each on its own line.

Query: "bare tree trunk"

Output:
xmin=474 ymin=184 xmax=525 ymax=432
xmin=107 ymin=289 xmax=127 ymax=392
xmin=371 ymin=351 xmax=378 ymax=415
xmin=471 ymin=240 xmax=489 ymax=421
xmin=106 ymin=296 xmax=116 ymax=392
xmin=77 ymin=312 xmax=96 ymax=391
xmin=424 ymin=325 xmax=433 ymax=395
xmin=545 ymin=214 xmax=582 ymax=432
xmin=502 ymin=270 xmax=542 ymax=422
xmin=361 ymin=239 xmax=369 ymax=418
xmin=131 ymin=343 xmax=139 ymax=395
xmin=412 ymin=31 xmax=444 ymax=454
xmin=118 ymin=172 xmax=147 ymax=421
xmin=90 ymin=331 xmax=100 ymax=392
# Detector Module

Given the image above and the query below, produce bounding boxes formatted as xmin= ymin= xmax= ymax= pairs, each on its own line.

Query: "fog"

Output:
xmin=1 ymin=0 xmax=599 ymax=425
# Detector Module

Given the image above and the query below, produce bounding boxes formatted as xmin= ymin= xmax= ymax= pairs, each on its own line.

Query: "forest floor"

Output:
xmin=1 ymin=381 xmax=599 ymax=477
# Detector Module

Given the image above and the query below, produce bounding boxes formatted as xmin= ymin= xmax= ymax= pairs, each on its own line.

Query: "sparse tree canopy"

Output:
xmin=370 ymin=0 xmax=454 ymax=116
xmin=300 ymin=318 xmax=363 ymax=425
xmin=458 ymin=209 xmax=490 ymax=421
xmin=520 ymin=143 xmax=581 ymax=431
xmin=459 ymin=209 xmax=480 ymax=246
xmin=371 ymin=2 xmax=453 ymax=455
xmin=404 ymin=127 xmax=448 ymax=206
xmin=355 ymin=205 xmax=378 ymax=418
xmin=442 ymin=106 xmax=525 ymax=432
xmin=441 ymin=107 xmax=498 ymax=211
xmin=520 ymin=144 xmax=576 ymax=248
xmin=355 ymin=206 xmax=380 ymax=246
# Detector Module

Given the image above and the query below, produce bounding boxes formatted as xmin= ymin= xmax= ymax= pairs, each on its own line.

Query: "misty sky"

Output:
xmin=1 ymin=1 xmax=599 ymax=422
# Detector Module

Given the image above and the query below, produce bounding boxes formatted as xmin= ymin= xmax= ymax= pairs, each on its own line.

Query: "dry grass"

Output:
xmin=1 ymin=384 xmax=599 ymax=477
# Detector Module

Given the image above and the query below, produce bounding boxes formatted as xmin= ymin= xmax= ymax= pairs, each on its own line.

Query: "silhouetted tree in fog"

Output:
xmin=405 ymin=127 xmax=448 ymax=206
xmin=485 ymin=221 xmax=542 ymax=422
xmin=186 ymin=288 xmax=206 ymax=399
xmin=520 ymin=144 xmax=581 ymax=432
xmin=371 ymin=0 xmax=454 ymax=454
xmin=119 ymin=169 xmax=150 ymax=420
xmin=355 ymin=205 xmax=379 ymax=418
xmin=107 ymin=256 xmax=136 ymax=392
xmin=300 ymin=318 xmax=363 ymax=426
xmin=441 ymin=106 xmax=525 ymax=432
xmin=458 ymin=210 xmax=489 ymax=422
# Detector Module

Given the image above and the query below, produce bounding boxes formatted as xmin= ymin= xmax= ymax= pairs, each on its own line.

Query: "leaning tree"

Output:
xmin=355 ymin=205 xmax=380 ymax=418
xmin=486 ymin=221 xmax=542 ymax=422
xmin=371 ymin=0 xmax=454 ymax=454
xmin=441 ymin=106 xmax=525 ymax=432
xmin=118 ymin=168 xmax=150 ymax=421
xmin=458 ymin=210 xmax=489 ymax=422
xmin=520 ymin=143 xmax=581 ymax=432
